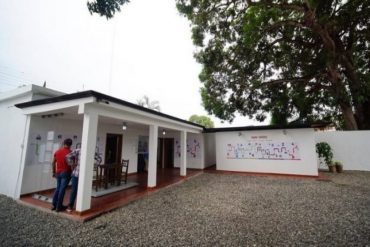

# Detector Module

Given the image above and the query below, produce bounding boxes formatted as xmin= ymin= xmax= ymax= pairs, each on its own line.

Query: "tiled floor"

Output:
xmin=19 ymin=168 xmax=201 ymax=222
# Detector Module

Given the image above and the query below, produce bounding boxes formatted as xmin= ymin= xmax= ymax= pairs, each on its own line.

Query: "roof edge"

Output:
xmin=203 ymin=122 xmax=332 ymax=133
xmin=15 ymin=90 xmax=205 ymax=129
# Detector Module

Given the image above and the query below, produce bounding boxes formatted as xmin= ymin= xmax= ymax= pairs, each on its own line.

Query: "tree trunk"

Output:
xmin=339 ymin=103 xmax=358 ymax=130
xmin=327 ymin=65 xmax=359 ymax=130
xmin=304 ymin=6 xmax=360 ymax=130
xmin=340 ymin=54 xmax=370 ymax=129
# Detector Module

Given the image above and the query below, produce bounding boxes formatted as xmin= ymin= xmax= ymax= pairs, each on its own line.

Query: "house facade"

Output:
xmin=0 ymin=85 xmax=321 ymax=213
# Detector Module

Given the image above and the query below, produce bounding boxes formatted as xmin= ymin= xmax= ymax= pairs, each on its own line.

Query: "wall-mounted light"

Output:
xmin=57 ymin=134 xmax=62 ymax=139
xmin=238 ymin=132 xmax=243 ymax=137
xmin=73 ymin=135 xmax=78 ymax=140
xmin=36 ymin=134 xmax=41 ymax=140
xmin=283 ymin=129 xmax=287 ymax=135
xmin=162 ymin=129 xmax=166 ymax=135
xmin=41 ymin=112 xmax=64 ymax=118
xmin=122 ymin=122 xmax=127 ymax=130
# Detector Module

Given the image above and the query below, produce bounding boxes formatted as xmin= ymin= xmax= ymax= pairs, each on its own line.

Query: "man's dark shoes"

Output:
xmin=55 ymin=205 xmax=67 ymax=212
xmin=51 ymin=206 xmax=56 ymax=211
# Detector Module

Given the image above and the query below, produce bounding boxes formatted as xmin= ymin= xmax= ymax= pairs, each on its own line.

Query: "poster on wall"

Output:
xmin=175 ymin=138 xmax=201 ymax=158
xmin=226 ymin=136 xmax=301 ymax=160
xmin=187 ymin=138 xmax=201 ymax=158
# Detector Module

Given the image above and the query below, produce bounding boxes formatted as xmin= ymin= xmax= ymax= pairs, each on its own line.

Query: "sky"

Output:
xmin=0 ymin=0 xmax=265 ymax=127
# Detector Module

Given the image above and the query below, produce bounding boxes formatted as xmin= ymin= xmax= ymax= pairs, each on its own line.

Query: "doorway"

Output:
xmin=104 ymin=133 xmax=123 ymax=164
xmin=158 ymin=138 xmax=174 ymax=169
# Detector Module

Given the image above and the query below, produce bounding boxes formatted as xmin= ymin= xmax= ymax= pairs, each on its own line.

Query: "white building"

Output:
xmin=0 ymin=85 xmax=324 ymax=213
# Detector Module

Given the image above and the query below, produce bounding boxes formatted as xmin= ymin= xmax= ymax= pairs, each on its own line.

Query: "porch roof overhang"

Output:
xmin=15 ymin=90 xmax=205 ymax=133
xmin=203 ymin=122 xmax=332 ymax=133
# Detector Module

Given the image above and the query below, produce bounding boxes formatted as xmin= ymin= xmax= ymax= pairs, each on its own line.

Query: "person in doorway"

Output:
xmin=52 ymin=138 xmax=72 ymax=212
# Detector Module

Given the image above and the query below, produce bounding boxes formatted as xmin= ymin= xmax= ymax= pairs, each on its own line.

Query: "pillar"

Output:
xmin=76 ymin=112 xmax=98 ymax=212
xmin=148 ymin=125 xmax=158 ymax=187
xmin=180 ymin=130 xmax=187 ymax=177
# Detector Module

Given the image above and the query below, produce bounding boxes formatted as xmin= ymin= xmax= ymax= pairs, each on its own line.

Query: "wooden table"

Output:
xmin=96 ymin=163 xmax=123 ymax=190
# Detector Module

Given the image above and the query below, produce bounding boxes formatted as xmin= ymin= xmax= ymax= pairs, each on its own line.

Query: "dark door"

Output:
xmin=158 ymin=138 xmax=174 ymax=168
xmin=164 ymin=138 xmax=174 ymax=168
xmin=104 ymin=133 xmax=123 ymax=164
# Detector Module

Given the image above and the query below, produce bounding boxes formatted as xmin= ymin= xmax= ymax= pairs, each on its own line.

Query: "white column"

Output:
xmin=76 ymin=112 xmax=98 ymax=212
xmin=14 ymin=115 xmax=31 ymax=199
xmin=180 ymin=130 xmax=187 ymax=177
xmin=148 ymin=125 xmax=158 ymax=188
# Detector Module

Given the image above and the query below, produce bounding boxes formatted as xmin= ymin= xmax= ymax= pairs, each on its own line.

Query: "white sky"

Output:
xmin=0 ymin=0 xmax=265 ymax=127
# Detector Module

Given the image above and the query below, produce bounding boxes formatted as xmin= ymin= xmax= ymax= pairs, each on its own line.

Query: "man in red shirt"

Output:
xmin=51 ymin=138 xmax=72 ymax=212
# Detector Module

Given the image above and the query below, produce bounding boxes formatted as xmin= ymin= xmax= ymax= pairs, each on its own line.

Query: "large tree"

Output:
xmin=176 ymin=0 xmax=370 ymax=130
xmin=87 ymin=0 xmax=370 ymax=129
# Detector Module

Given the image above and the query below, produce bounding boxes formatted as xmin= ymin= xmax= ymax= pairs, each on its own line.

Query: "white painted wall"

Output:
xmin=0 ymin=85 xmax=66 ymax=198
xmin=204 ymin=133 xmax=216 ymax=168
xmin=21 ymin=117 xmax=83 ymax=194
xmin=0 ymin=93 xmax=32 ymax=198
xmin=315 ymin=131 xmax=370 ymax=171
xmin=215 ymin=128 xmax=318 ymax=176
xmin=21 ymin=117 xmax=153 ymax=194
xmin=174 ymin=132 xmax=204 ymax=169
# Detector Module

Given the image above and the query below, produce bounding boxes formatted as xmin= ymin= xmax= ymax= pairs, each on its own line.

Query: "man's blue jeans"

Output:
xmin=68 ymin=175 xmax=78 ymax=208
xmin=52 ymin=172 xmax=70 ymax=210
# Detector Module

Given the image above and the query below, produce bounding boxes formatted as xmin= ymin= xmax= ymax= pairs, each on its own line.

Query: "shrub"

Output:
xmin=316 ymin=142 xmax=334 ymax=167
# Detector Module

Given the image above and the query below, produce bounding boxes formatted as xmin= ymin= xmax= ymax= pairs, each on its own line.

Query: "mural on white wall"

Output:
xmin=175 ymin=138 xmax=201 ymax=158
xmin=175 ymin=140 xmax=181 ymax=157
xmin=187 ymin=139 xmax=201 ymax=158
xmin=227 ymin=136 xmax=301 ymax=160
xmin=27 ymin=131 xmax=84 ymax=165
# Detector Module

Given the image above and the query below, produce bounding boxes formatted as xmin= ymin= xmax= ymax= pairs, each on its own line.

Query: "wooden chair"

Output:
xmin=121 ymin=159 xmax=129 ymax=184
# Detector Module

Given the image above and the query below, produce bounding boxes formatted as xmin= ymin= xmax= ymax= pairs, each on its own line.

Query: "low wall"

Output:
xmin=315 ymin=131 xmax=370 ymax=171
xmin=215 ymin=128 xmax=318 ymax=176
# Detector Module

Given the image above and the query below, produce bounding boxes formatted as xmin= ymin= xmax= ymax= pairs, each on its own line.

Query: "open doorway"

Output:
xmin=104 ymin=133 xmax=123 ymax=164
xmin=158 ymin=138 xmax=174 ymax=169
xmin=137 ymin=136 xmax=148 ymax=173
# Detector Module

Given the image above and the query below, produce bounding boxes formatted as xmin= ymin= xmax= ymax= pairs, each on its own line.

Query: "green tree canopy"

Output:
xmin=87 ymin=0 xmax=370 ymax=130
xmin=176 ymin=0 xmax=370 ymax=130
xmin=87 ymin=0 xmax=129 ymax=19
xmin=189 ymin=114 xmax=215 ymax=128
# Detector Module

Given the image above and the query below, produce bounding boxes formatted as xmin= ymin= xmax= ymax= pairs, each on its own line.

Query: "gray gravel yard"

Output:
xmin=0 ymin=171 xmax=369 ymax=246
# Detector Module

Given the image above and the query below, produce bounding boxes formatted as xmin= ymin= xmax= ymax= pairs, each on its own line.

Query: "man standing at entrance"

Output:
xmin=52 ymin=138 xmax=72 ymax=212
xmin=65 ymin=146 xmax=80 ymax=212
xmin=66 ymin=144 xmax=102 ymax=212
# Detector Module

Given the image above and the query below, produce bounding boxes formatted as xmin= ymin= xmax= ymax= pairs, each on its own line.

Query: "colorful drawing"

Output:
xmin=175 ymin=140 xmax=181 ymax=157
xmin=187 ymin=139 xmax=200 ymax=158
xmin=226 ymin=141 xmax=300 ymax=160
xmin=175 ymin=138 xmax=201 ymax=158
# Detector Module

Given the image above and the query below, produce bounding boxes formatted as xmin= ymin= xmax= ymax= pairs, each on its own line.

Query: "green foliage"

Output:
xmin=175 ymin=0 xmax=370 ymax=130
xmin=316 ymin=142 xmax=334 ymax=167
xmin=86 ymin=0 xmax=370 ymax=129
xmin=87 ymin=0 xmax=129 ymax=19
xmin=188 ymin=114 xmax=214 ymax=128
xmin=334 ymin=161 xmax=343 ymax=167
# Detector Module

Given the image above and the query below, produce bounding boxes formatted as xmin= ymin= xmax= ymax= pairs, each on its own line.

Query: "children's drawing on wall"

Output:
xmin=175 ymin=138 xmax=201 ymax=158
xmin=175 ymin=140 xmax=181 ymax=157
xmin=227 ymin=140 xmax=301 ymax=160
xmin=187 ymin=139 xmax=201 ymax=158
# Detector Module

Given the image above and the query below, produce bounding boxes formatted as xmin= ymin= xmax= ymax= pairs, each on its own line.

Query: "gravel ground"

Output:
xmin=0 ymin=171 xmax=369 ymax=246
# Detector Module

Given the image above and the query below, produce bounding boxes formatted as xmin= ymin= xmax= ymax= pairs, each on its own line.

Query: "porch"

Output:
xmin=19 ymin=168 xmax=202 ymax=222
xmin=16 ymin=90 xmax=206 ymax=214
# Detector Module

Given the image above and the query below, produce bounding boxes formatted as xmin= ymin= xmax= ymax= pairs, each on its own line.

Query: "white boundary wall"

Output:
xmin=315 ymin=131 xmax=370 ymax=171
xmin=215 ymin=128 xmax=318 ymax=176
